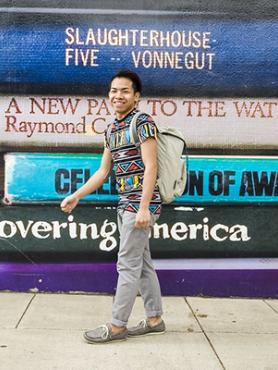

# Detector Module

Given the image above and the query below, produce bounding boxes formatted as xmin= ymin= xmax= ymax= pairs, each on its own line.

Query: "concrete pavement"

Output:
xmin=0 ymin=292 xmax=278 ymax=370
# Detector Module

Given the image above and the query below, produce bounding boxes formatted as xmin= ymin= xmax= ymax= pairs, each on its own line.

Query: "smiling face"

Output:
xmin=109 ymin=77 xmax=140 ymax=120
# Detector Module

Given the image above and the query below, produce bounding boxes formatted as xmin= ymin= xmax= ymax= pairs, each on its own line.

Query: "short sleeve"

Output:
xmin=136 ymin=113 xmax=158 ymax=144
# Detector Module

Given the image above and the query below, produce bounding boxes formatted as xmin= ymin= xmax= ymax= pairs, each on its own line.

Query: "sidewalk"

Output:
xmin=1 ymin=292 xmax=278 ymax=370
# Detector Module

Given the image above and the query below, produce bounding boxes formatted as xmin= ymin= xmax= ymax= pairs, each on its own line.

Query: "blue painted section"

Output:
xmin=5 ymin=153 xmax=278 ymax=203
xmin=1 ymin=18 xmax=277 ymax=95
xmin=179 ymin=156 xmax=278 ymax=203
xmin=5 ymin=153 xmax=117 ymax=203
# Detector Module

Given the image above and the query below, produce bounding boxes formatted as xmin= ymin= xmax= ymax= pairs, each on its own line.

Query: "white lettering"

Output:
xmin=170 ymin=222 xmax=188 ymax=241
xmin=0 ymin=221 xmax=17 ymax=238
xmin=203 ymin=217 xmax=209 ymax=241
xmin=188 ymin=224 xmax=203 ymax=240
xmin=79 ymin=223 xmax=99 ymax=240
xmin=68 ymin=215 xmax=78 ymax=239
xmin=153 ymin=223 xmax=170 ymax=239
xmin=64 ymin=27 xmax=212 ymax=49
xmin=210 ymin=224 xmax=229 ymax=242
xmin=52 ymin=221 xmax=68 ymax=239
xmin=229 ymin=225 xmax=251 ymax=241
xmin=99 ymin=219 xmax=117 ymax=251
xmin=0 ymin=217 xmax=251 ymax=248
xmin=15 ymin=220 xmax=34 ymax=238
xmin=132 ymin=50 xmax=214 ymax=70
xmin=32 ymin=222 xmax=52 ymax=239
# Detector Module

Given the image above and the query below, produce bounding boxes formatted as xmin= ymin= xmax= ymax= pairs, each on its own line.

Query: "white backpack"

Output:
xmin=130 ymin=112 xmax=187 ymax=204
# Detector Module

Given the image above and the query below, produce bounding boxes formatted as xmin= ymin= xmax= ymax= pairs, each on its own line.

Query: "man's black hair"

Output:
xmin=109 ymin=70 xmax=142 ymax=94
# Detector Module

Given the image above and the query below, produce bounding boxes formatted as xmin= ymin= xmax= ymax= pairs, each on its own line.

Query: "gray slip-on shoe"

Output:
xmin=84 ymin=323 xmax=128 ymax=344
xmin=128 ymin=319 xmax=166 ymax=337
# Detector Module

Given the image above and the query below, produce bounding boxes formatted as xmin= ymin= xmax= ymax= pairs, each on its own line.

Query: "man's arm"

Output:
xmin=135 ymin=137 xmax=158 ymax=228
xmin=74 ymin=148 xmax=113 ymax=198
xmin=61 ymin=148 xmax=113 ymax=213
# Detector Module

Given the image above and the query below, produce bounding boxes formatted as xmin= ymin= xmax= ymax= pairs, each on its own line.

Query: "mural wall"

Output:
xmin=0 ymin=0 xmax=277 ymax=296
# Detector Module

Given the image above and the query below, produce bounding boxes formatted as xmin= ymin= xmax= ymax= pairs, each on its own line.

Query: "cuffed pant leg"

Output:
xmin=111 ymin=211 xmax=149 ymax=327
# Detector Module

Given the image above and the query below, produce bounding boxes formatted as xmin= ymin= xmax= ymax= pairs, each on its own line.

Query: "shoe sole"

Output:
xmin=84 ymin=336 xmax=128 ymax=344
xmin=128 ymin=330 xmax=166 ymax=338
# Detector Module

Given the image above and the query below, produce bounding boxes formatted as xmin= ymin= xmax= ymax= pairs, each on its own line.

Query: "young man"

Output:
xmin=60 ymin=70 xmax=165 ymax=344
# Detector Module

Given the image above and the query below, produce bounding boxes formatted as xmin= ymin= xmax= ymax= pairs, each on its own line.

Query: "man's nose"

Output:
xmin=115 ymin=91 xmax=123 ymax=98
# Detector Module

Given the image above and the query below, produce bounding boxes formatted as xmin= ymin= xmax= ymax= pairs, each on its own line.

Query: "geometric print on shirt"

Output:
xmin=105 ymin=108 xmax=161 ymax=215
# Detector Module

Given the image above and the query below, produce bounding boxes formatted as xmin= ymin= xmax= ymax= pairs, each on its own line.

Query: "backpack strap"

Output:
xmin=129 ymin=111 xmax=144 ymax=147
xmin=106 ymin=111 xmax=143 ymax=147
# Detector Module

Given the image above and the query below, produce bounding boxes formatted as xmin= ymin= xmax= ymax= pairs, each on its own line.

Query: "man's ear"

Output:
xmin=135 ymin=92 xmax=140 ymax=103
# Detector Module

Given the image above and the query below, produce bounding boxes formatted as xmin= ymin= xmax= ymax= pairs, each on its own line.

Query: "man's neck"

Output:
xmin=115 ymin=107 xmax=135 ymax=120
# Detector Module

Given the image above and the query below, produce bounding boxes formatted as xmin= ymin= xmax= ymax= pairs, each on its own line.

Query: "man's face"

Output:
xmin=109 ymin=77 xmax=140 ymax=119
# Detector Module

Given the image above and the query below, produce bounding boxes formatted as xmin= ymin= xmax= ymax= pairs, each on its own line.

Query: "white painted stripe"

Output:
xmin=0 ymin=7 xmax=228 ymax=16
xmin=1 ymin=97 xmax=277 ymax=149
xmin=174 ymin=207 xmax=205 ymax=212
xmin=153 ymin=258 xmax=278 ymax=270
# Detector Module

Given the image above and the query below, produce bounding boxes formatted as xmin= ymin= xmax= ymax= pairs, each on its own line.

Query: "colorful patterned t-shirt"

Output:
xmin=105 ymin=109 xmax=161 ymax=214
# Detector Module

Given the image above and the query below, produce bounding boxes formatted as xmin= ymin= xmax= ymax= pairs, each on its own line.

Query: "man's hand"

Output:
xmin=135 ymin=208 xmax=151 ymax=228
xmin=60 ymin=195 xmax=79 ymax=214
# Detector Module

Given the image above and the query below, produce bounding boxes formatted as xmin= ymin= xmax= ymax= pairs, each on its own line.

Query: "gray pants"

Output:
xmin=111 ymin=209 xmax=163 ymax=327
